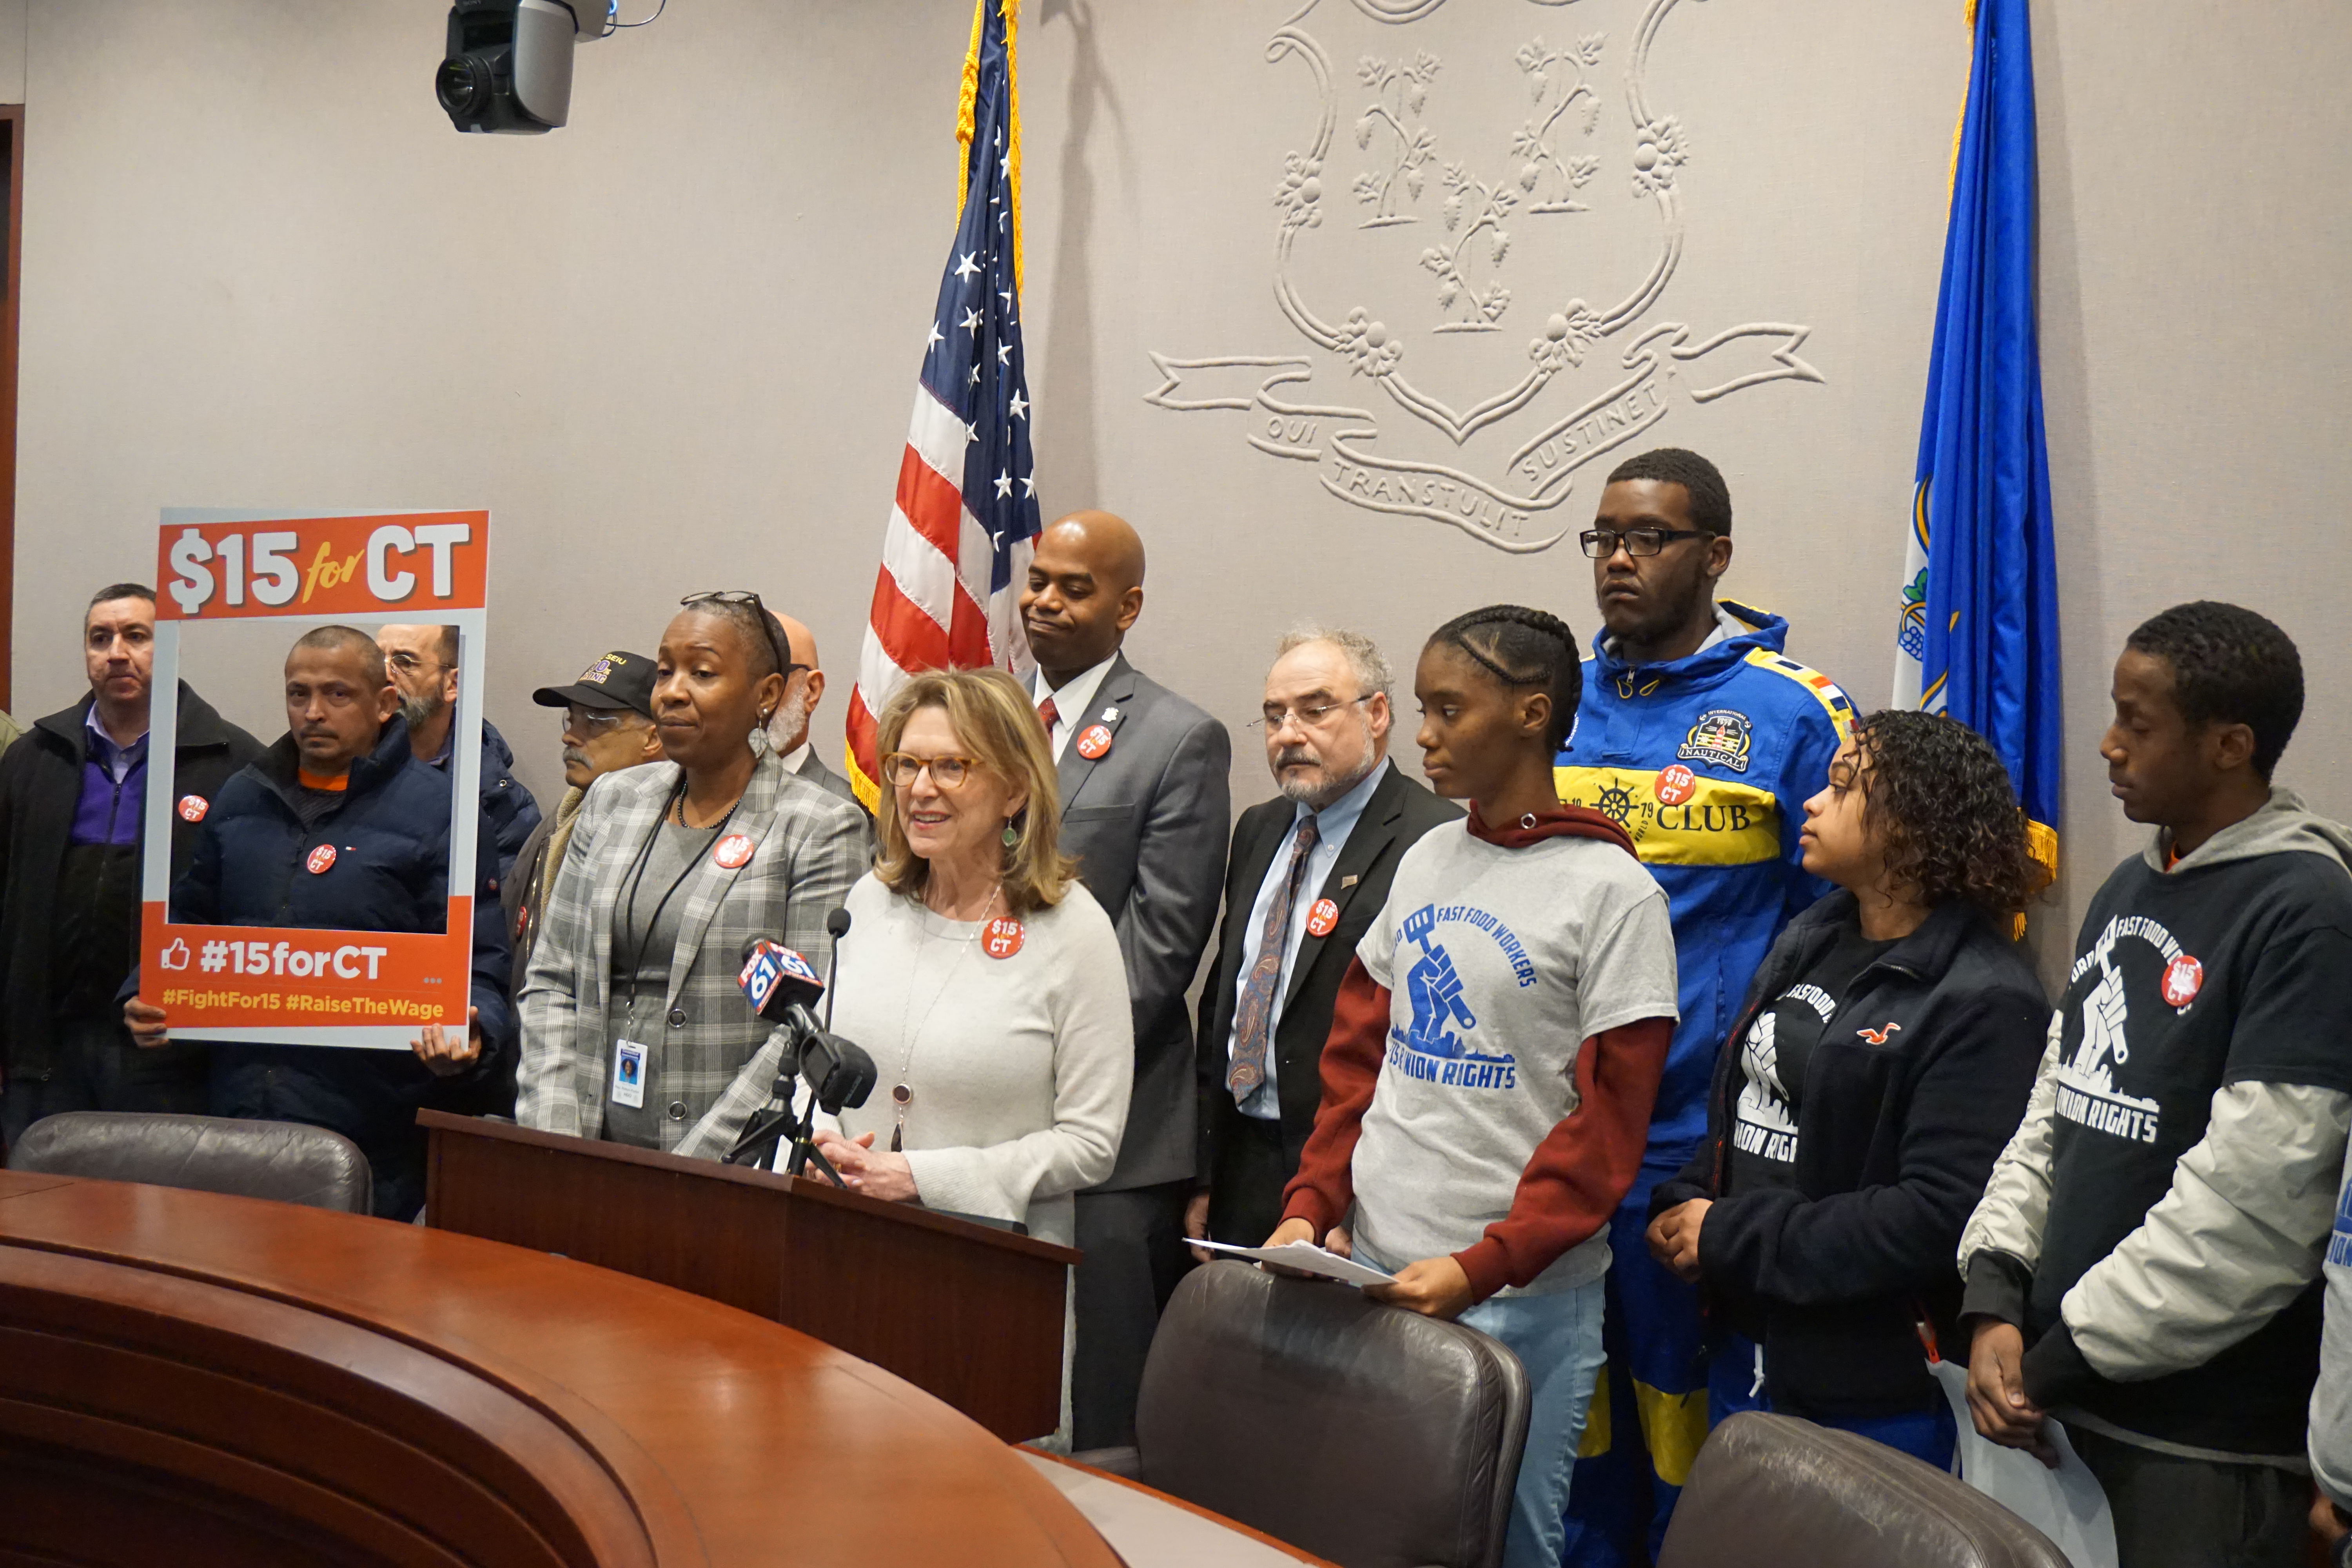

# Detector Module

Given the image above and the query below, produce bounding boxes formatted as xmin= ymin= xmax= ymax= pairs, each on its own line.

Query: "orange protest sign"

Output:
xmin=140 ymin=905 xmax=476 ymax=1035
xmin=140 ymin=508 xmax=494 ymax=1047
xmin=156 ymin=511 xmax=488 ymax=621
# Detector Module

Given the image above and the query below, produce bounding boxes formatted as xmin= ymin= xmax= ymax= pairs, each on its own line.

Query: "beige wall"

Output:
xmin=9 ymin=0 xmax=2350 ymax=972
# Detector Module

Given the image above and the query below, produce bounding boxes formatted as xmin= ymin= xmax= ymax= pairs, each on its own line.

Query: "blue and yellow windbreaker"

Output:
xmin=1555 ymin=601 xmax=1854 ymax=1198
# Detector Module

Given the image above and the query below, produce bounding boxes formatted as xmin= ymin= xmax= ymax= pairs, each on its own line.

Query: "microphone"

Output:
xmin=821 ymin=907 xmax=851 ymax=1033
xmin=737 ymin=936 xmax=826 ymax=1029
xmin=798 ymin=1030 xmax=877 ymax=1114
xmin=736 ymin=931 xmax=874 ymax=1113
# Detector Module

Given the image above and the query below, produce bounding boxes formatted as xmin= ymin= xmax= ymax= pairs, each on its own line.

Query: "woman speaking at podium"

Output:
xmin=809 ymin=668 xmax=1131 ymax=1251
xmin=515 ymin=593 xmax=868 ymax=1153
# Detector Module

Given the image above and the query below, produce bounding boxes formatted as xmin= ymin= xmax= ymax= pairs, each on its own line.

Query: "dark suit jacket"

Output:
xmin=1194 ymin=760 xmax=1461 ymax=1185
xmin=1052 ymin=653 xmax=1231 ymax=1191
xmin=794 ymin=747 xmax=867 ymax=815
xmin=795 ymin=747 xmax=875 ymax=862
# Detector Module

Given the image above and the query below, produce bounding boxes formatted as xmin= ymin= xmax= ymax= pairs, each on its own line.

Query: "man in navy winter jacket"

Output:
xmin=125 ymin=625 xmax=515 ymax=1220
xmin=378 ymin=622 xmax=541 ymax=889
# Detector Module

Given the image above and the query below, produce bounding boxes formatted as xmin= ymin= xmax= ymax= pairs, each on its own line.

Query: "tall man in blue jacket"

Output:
xmin=1554 ymin=448 xmax=1853 ymax=1563
xmin=124 ymin=625 xmax=515 ymax=1220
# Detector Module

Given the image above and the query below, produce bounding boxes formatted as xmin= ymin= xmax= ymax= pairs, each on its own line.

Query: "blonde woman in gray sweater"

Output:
xmin=813 ymin=668 xmax=1131 ymax=1250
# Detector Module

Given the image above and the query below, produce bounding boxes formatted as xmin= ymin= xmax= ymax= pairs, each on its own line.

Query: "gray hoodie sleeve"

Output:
xmin=2057 ymin=1081 xmax=2350 ymax=1383
xmin=1958 ymin=1008 xmax=2067 ymax=1285
xmin=2314 ymin=1132 xmax=2352 ymax=1508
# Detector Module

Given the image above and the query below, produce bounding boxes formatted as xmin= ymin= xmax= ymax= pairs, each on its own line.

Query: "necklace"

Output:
xmin=671 ymin=781 xmax=747 ymax=828
xmin=887 ymin=883 xmax=1001 ymax=1153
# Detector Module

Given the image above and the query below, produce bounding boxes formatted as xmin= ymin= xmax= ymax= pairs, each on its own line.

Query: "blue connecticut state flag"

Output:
xmin=1892 ymin=0 xmax=2062 ymax=871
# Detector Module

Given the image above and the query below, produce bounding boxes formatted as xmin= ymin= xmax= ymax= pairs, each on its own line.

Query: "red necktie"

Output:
xmin=1038 ymin=695 xmax=1060 ymax=734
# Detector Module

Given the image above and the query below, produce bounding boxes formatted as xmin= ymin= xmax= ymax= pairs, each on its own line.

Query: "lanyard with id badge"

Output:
xmin=610 ymin=780 xmax=743 ymax=1114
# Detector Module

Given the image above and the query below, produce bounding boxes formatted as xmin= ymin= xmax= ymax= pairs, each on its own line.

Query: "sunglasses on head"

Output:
xmin=679 ymin=590 xmax=808 ymax=682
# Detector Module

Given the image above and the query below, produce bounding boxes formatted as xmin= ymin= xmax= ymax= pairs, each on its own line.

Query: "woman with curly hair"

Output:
xmin=1644 ymin=709 xmax=2048 ymax=1468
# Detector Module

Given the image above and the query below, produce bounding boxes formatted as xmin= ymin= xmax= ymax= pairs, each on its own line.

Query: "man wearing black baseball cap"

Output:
xmin=502 ymin=650 xmax=664 ymax=995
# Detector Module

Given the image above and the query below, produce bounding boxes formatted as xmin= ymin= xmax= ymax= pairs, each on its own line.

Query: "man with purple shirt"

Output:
xmin=0 ymin=583 xmax=263 ymax=1144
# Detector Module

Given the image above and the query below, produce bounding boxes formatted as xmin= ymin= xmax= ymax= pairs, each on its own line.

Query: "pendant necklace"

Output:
xmin=889 ymin=882 xmax=1001 ymax=1152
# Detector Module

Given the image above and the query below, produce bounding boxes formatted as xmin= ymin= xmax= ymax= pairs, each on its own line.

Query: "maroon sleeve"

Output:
xmin=1452 ymin=1015 xmax=1673 ymax=1303
xmin=1278 ymin=956 xmax=1392 ymax=1240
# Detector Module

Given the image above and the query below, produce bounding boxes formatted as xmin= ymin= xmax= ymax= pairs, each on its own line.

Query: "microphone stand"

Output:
xmin=721 ymin=1062 xmax=848 ymax=1189
xmin=726 ymin=911 xmax=858 ymax=1187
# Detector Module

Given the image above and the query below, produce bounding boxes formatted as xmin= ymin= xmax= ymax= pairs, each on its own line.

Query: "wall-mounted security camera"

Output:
xmin=436 ymin=0 xmax=612 ymax=134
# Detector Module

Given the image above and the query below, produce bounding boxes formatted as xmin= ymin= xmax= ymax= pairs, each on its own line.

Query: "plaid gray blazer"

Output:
xmin=515 ymin=750 xmax=869 ymax=1156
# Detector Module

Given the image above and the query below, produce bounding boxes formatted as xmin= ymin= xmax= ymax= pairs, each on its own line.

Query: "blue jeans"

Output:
xmin=1360 ymin=1241 xmax=1608 ymax=1568
xmin=1706 ymin=1332 xmax=1958 ymax=1471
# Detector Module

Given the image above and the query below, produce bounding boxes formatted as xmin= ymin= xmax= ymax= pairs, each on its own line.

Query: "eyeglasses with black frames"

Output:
xmin=1577 ymin=527 xmax=1711 ymax=559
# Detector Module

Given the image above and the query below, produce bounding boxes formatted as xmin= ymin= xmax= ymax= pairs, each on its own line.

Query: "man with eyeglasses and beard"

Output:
xmin=504 ymin=650 xmax=666 ymax=998
xmin=1189 ymin=628 xmax=1459 ymax=1254
xmin=1552 ymin=448 xmax=1857 ymax=1567
xmin=378 ymin=624 xmax=542 ymax=888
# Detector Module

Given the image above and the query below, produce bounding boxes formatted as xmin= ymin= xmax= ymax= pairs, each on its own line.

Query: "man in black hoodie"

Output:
xmin=1961 ymin=603 xmax=2352 ymax=1568
xmin=0 ymin=583 xmax=263 ymax=1144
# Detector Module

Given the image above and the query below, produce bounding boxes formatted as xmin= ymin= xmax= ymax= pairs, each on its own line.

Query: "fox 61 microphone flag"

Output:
xmin=738 ymin=939 xmax=824 ymax=1022
xmin=141 ymin=509 xmax=492 ymax=1049
xmin=843 ymin=0 xmax=1042 ymax=809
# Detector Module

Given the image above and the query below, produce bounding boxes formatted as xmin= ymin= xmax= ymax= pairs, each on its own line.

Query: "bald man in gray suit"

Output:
xmin=1024 ymin=510 xmax=1230 ymax=1450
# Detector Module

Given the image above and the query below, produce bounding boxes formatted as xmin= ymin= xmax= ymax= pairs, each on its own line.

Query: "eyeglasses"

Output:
xmin=881 ymin=752 xmax=985 ymax=789
xmin=1247 ymin=694 xmax=1374 ymax=732
xmin=564 ymin=706 xmax=634 ymax=735
xmin=680 ymin=590 xmax=809 ymax=684
xmin=1578 ymin=527 xmax=1711 ymax=559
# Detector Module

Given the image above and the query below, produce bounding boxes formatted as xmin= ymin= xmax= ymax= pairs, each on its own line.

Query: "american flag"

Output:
xmin=844 ymin=0 xmax=1039 ymax=804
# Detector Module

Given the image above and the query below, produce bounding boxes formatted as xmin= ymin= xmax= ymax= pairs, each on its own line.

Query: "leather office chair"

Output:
xmin=1072 ymin=1260 xmax=1529 ymax=1568
xmin=9 ymin=1112 xmax=373 ymax=1215
xmin=1658 ymin=1412 xmax=2070 ymax=1568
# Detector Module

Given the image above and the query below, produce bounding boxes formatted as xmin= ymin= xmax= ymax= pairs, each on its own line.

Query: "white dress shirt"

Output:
xmin=1225 ymin=759 xmax=1390 ymax=1120
xmin=1033 ymin=655 xmax=1118 ymax=763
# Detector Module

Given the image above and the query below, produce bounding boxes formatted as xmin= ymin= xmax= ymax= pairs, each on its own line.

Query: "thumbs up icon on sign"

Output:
xmin=159 ymin=938 xmax=191 ymax=972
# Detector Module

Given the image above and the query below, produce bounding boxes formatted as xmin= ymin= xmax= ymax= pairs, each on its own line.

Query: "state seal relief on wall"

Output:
xmin=1147 ymin=0 xmax=1823 ymax=554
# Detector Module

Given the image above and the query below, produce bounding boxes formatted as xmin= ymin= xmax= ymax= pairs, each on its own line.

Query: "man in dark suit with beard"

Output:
xmin=1189 ymin=627 xmax=1459 ymax=1251
xmin=1022 ymin=509 xmax=1230 ymax=1450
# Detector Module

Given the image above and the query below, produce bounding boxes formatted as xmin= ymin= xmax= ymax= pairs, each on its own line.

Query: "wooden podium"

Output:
xmin=421 ymin=1111 xmax=1079 ymax=1441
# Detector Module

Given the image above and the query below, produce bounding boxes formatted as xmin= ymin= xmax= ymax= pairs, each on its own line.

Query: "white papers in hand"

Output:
xmin=1931 ymin=1360 xmax=2118 ymax=1568
xmin=1196 ymin=1239 xmax=1396 ymax=1287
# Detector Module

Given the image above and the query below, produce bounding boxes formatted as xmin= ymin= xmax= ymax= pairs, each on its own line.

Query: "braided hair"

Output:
xmin=1426 ymin=604 xmax=1583 ymax=752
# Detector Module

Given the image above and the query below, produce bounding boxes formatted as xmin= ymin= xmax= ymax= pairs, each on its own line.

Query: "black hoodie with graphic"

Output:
xmin=1962 ymin=795 xmax=2352 ymax=1458
xmin=1653 ymin=891 xmax=2047 ymax=1419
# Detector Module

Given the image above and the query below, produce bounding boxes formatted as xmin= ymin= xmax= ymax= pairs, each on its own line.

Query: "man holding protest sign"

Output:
xmin=124 ymin=624 xmax=516 ymax=1220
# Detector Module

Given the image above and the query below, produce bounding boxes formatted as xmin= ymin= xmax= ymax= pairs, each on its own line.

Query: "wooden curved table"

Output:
xmin=0 ymin=1169 xmax=1119 ymax=1567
